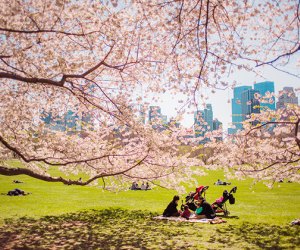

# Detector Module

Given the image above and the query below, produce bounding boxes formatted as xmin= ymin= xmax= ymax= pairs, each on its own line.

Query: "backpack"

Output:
xmin=229 ymin=194 xmax=235 ymax=204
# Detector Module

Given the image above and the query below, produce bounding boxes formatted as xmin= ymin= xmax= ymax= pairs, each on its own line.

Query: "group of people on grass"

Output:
xmin=163 ymin=194 xmax=216 ymax=220
xmin=130 ymin=181 xmax=151 ymax=190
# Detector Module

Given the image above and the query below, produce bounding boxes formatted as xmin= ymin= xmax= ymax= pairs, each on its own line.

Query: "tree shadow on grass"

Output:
xmin=218 ymin=215 xmax=239 ymax=219
xmin=212 ymin=222 xmax=300 ymax=249
xmin=0 ymin=209 xmax=197 ymax=250
xmin=0 ymin=209 xmax=299 ymax=249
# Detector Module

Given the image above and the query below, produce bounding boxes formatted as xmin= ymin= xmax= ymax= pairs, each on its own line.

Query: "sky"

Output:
xmin=149 ymin=62 xmax=300 ymax=132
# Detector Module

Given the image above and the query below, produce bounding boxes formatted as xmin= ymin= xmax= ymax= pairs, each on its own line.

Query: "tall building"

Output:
xmin=138 ymin=105 xmax=146 ymax=124
xmin=65 ymin=110 xmax=80 ymax=131
xmin=229 ymin=86 xmax=251 ymax=134
xmin=204 ymin=104 xmax=213 ymax=131
xmin=161 ymin=115 xmax=168 ymax=125
xmin=241 ymin=89 xmax=260 ymax=121
xmin=254 ymin=81 xmax=275 ymax=111
xmin=213 ymin=119 xmax=222 ymax=130
xmin=194 ymin=110 xmax=206 ymax=137
xmin=81 ymin=112 xmax=92 ymax=131
xmin=169 ymin=118 xmax=180 ymax=128
xmin=194 ymin=104 xmax=221 ymax=142
xmin=213 ymin=119 xmax=223 ymax=141
xmin=41 ymin=110 xmax=91 ymax=133
xmin=149 ymin=106 xmax=161 ymax=123
xmin=41 ymin=111 xmax=66 ymax=132
xmin=276 ymin=87 xmax=298 ymax=109
xmin=148 ymin=106 xmax=168 ymax=131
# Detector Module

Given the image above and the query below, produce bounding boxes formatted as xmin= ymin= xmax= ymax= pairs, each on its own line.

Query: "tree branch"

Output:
xmin=242 ymin=158 xmax=300 ymax=173
xmin=0 ymin=72 xmax=64 ymax=87
xmin=0 ymin=27 xmax=103 ymax=37
xmin=256 ymin=44 xmax=300 ymax=67
xmin=0 ymin=149 xmax=150 ymax=185
xmin=0 ymin=134 xmax=140 ymax=166
xmin=245 ymin=120 xmax=298 ymax=136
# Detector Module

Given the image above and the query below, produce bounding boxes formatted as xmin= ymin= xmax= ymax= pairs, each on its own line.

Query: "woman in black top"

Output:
xmin=195 ymin=196 xmax=216 ymax=219
xmin=163 ymin=195 xmax=181 ymax=217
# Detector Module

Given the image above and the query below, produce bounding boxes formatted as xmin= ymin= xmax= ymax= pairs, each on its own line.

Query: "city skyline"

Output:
xmin=147 ymin=84 xmax=298 ymax=131
xmin=228 ymin=81 xmax=275 ymax=134
xmin=42 ymin=79 xmax=299 ymax=135
xmin=149 ymin=64 xmax=300 ymax=131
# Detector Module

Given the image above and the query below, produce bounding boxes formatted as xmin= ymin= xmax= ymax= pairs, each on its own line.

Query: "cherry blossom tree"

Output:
xmin=205 ymin=104 xmax=300 ymax=185
xmin=0 ymin=0 xmax=299 ymax=189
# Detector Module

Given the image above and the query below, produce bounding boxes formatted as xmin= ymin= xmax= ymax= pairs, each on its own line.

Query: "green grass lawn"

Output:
xmin=0 ymin=168 xmax=299 ymax=249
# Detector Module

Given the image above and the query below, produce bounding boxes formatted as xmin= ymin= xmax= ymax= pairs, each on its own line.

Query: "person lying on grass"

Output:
xmin=163 ymin=195 xmax=182 ymax=217
xmin=7 ymin=188 xmax=31 ymax=196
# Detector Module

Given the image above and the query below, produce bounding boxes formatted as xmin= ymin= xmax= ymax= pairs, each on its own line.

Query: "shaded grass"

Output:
xmin=0 ymin=209 xmax=299 ymax=250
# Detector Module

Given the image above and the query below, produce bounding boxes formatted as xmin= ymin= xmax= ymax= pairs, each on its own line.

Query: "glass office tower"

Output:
xmin=229 ymin=86 xmax=251 ymax=134
xmin=254 ymin=81 xmax=275 ymax=111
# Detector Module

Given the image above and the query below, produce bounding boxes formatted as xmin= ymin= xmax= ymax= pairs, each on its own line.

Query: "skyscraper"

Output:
xmin=229 ymin=86 xmax=251 ymax=134
xmin=204 ymin=104 xmax=213 ymax=131
xmin=81 ymin=111 xmax=92 ymax=131
xmin=138 ymin=105 xmax=146 ymax=124
xmin=194 ymin=104 xmax=222 ymax=143
xmin=41 ymin=111 xmax=66 ymax=132
xmin=148 ymin=106 xmax=168 ymax=131
xmin=213 ymin=119 xmax=222 ymax=130
xmin=194 ymin=104 xmax=219 ymax=140
xmin=41 ymin=109 xmax=91 ymax=133
xmin=65 ymin=110 xmax=80 ymax=132
xmin=149 ymin=106 xmax=161 ymax=123
xmin=213 ymin=119 xmax=223 ymax=141
xmin=161 ymin=115 xmax=168 ymax=125
xmin=241 ymin=89 xmax=260 ymax=123
xmin=276 ymin=87 xmax=298 ymax=109
xmin=241 ymin=89 xmax=260 ymax=119
xmin=194 ymin=110 xmax=205 ymax=138
xmin=254 ymin=81 xmax=275 ymax=111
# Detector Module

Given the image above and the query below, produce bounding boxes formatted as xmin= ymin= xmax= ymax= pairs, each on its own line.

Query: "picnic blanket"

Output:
xmin=153 ymin=215 xmax=226 ymax=224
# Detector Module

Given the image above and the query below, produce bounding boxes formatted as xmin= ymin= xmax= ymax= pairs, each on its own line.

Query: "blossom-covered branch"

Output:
xmin=0 ymin=0 xmax=299 ymax=188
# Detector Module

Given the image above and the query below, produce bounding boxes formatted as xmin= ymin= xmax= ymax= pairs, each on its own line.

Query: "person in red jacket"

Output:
xmin=181 ymin=205 xmax=192 ymax=220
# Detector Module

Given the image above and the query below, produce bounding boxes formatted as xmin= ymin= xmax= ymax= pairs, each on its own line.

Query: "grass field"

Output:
xmin=0 ymin=166 xmax=299 ymax=249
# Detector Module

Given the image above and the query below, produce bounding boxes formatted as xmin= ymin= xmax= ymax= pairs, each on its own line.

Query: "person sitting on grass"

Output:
xmin=141 ymin=182 xmax=146 ymax=190
xmin=130 ymin=181 xmax=141 ymax=190
xmin=130 ymin=182 xmax=136 ymax=190
xmin=181 ymin=205 xmax=191 ymax=220
xmin=195 ymin=202 xmax=203 ymax=217
xmin=163 ymin=195 xmax=182 ymax=217
xmin=194 ymin=196 xmax=216 ymax=219
xmin=135 ymin=182 xmax=141 ymax=190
